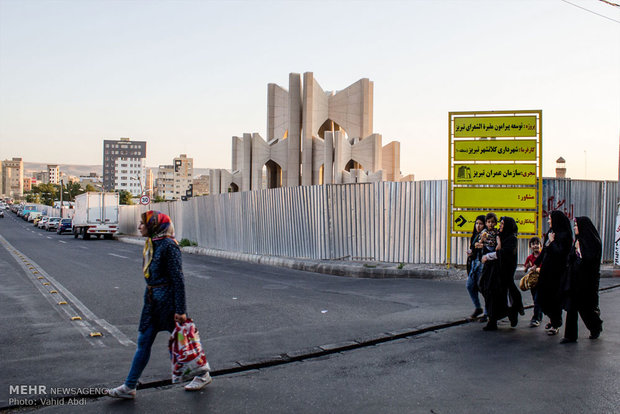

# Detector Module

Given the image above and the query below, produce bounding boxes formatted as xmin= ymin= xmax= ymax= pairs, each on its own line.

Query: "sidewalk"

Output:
xmin=117 ymin=235 xmax=620 ymax=280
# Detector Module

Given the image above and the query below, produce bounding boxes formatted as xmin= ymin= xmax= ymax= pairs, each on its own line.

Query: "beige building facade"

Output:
xmin=173 ymin=154 xmax=193 ymax=199
xmin=211 ymin=72 xmax=410 ymax=194
xmin=192 ymin=174 xmax=210 ymax=196
xmin=1 ymin=158 xmax=24 ymax=198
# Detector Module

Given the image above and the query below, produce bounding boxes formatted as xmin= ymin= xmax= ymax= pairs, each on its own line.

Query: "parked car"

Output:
xmin=38 ymin=217 xmax=50 ymax=229
xmin=45 ymin=217 xmax=61 ymax=231
xmin=33 ymin=215 xmax=45 ymax=226
xmin=0 ymin=210 xmax=4 ymax=218
xmin=56 ymin=218 xmax=73 ymax=234
xmin=27 ymin=211 xmax=42 ymax=222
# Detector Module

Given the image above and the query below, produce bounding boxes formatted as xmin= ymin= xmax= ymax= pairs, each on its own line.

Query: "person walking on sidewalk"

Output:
xmin=535 ymin=210 xmax=573 ymax=336
xmin=108 ymin=210 xmax=211 ymax=399
xmin=466 ymin=215 xmax=487 ymax=321
xmin=524 ymin=236 xmax=543 ymax=327
xmin=560 ymin=216 xmax=604 ymax=344
xmin=479 ymin=216 xmax=524 ymax=331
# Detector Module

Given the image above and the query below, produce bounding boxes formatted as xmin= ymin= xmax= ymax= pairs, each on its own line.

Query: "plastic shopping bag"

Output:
xmin=169 ymin=319 xmax=210 ymax=383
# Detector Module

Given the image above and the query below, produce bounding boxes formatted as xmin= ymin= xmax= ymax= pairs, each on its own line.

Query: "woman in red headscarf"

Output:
xmin=108 ymin=211 xmax=211 ymax=399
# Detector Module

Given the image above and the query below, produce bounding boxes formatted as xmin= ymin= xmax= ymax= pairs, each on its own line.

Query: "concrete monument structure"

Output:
xmin=211 ymin=72 xmax=411 ymax=194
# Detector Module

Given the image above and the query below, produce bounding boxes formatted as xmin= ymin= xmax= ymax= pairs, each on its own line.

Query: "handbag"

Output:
xmin=169 ymin=319 xmax=210 ymax=383
xmin=519 ymin=269 xmax=539 ymax=291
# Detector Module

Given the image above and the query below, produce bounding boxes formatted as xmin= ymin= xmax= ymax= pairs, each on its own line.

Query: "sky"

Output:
xmin=1 ymin=0 xmax=619 ymax=180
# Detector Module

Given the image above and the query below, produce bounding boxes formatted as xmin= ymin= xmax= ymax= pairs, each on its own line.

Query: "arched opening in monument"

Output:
xmin=263 ymin=160 xmax=283 ymax=189
xmin=228 ymin=183 xmax=239 ymax=193
xmin=345 ymin=159 xmax=363 ymax=171
xmin=317 ymin=119 xmax=347 ymax=139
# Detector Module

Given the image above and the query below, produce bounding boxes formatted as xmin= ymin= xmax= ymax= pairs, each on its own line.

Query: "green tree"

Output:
xmin=153 ymin=195 xmax=166 ymax=203
xmin=28 ymin=183 xmax=58 ymax=206
xmin=84 ymin=184 xmax=98 ymax=192
xmin=62 ymin=182 xmax=84 ymax=201
xmin=118 ymin=190 xmax=134 ymax=205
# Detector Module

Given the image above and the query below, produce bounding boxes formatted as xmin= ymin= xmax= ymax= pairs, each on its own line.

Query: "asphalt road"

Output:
xmin=1 ymin=211 xmax=619 ymax=413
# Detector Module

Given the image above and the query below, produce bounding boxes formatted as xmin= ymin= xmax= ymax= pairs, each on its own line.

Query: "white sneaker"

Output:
xmin=184 ymin=373 xmax=212 ymax=391
xmin=107 ymin=384 xmax=136 ymax=399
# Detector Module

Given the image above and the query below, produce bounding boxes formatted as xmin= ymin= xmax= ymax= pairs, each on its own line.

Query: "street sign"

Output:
xmin=453 ymin=163 xmax=537 ymax=185
xmin=453 ymin=187 xmax=537 ymax=209
xmin=452 ymin=211 xmax=538 ymax=234
xmin=140 ymin=195 xmax=151 ymax=205
xmin=454 ymin=116 xmax=537 ymax=137
xmin=454 ymin=139 xmax=537 ymax=161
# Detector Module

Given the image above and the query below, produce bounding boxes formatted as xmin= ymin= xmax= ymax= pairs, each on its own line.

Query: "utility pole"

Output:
xmin=59 ymin=179 xmax=63 ymax=218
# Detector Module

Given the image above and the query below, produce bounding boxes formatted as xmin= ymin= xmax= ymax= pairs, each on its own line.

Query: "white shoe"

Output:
xmin=184 ymin=373 xmax=212 ymax=391
xmin=107 ymin=384 xmax=136 ymax=399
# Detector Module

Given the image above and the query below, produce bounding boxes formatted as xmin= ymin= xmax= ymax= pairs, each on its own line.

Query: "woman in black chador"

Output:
xmin=480 ymin=216 xmax=524 ymax=331
xmin=560 ymin=216 xmax=604 ymax=343
xmin=535 ymin=210 xmax=573 ymax=335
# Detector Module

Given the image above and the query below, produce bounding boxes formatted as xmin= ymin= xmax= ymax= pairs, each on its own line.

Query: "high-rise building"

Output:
xmin=47 ymin=165 xmax=60 ymax=184
xmin=102 ymin=137 xmax=147 ymax=192
xmin=1 ymin=158 xmax=24 ymax=198
xmin=114 ymin=157 xmax=146 ymax=196
xmin=155 ymin=165 xmax=175 ymax=200
xmin=173 ymin=154 xmax=193 ymax=199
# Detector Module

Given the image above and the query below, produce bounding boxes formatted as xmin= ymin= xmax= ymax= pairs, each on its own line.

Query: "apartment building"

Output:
xmin=114 ymin=157 xmax=146 ymax=196
xmin=102 ymin=137 xmax=147 ymax=192
xmin=1 ymin=158 xmax=24 ymax=198
xmin=192 ymin=174 xmax=210 ymax=196
xmin=155 ymin=165 xmax=175 ymax=200
xmin=173 ymin=154 xmax=193 ymax=199
xmin=47 ymin=165 xmax=60 ymax=184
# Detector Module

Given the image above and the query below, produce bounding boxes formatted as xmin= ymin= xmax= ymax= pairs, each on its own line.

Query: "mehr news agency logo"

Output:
xmin=8 ymin=384 xmax=107 ymax=406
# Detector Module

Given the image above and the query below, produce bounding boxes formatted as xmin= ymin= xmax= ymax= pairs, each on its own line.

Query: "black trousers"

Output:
xmin=563 ymin=305 xmax=603 ymax=340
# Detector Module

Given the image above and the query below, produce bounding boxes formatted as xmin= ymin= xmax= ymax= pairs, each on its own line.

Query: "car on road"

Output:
xmin=45 ymin=217 xmax=61 ymax=231
xmin=27 ymin=211 xmax=42 ymax=223
xmin=0 ymin=210 xmax=4 ymax=218
xmin=56 ymin=218 xmax=73 ymax=234
xmin=33 ymin=215 xmax=45 ymax=226
xmin=38 ymin=216 xmax=50 ymax=229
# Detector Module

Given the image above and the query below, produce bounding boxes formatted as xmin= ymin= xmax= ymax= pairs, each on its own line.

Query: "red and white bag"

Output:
xmin=169 ymin=319 xmax=210 ymax=383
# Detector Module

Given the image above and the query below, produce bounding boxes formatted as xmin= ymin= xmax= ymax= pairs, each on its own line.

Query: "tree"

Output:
xmin=118 ymin=190 xmax=134 ymax=205
xmin=63 ymin=182 xmax=84 ymax=201
xmin=84 ymin=184 xmax=98 ymax=192
xmin=153 ymin=195 xmax=166 ymax=203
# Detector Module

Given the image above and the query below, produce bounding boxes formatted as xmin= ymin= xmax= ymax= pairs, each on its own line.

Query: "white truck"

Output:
xmin=72 ymin=192 xmax=119 ymax=240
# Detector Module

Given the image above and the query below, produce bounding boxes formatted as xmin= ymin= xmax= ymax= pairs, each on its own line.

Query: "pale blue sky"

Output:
xmin=1 ymin=0 xmax=619 ymax=180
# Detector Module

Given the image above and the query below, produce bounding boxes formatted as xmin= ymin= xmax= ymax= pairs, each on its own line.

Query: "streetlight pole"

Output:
xmin=59 ymin=179 xmax=64 ymax=218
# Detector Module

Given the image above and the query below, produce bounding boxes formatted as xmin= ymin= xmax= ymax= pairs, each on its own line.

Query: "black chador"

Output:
xmin=535 ymin=210 xmax=573 ymax=331
xmin=479 ymin=216 xmax=524 ymax=330
xmin=561 ymin=216 xmax=603 ymax=342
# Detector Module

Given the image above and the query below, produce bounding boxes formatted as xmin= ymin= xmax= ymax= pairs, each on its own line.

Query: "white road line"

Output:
xmin=46 ymin=236 xmax=52 ymax=239
xmin=108 ymin=253 xmax=129 ymax=259
xmin=58 ymin=241 xmax=67 ymax=244
xmin=0 ymin=235 xmax=135 ymax=347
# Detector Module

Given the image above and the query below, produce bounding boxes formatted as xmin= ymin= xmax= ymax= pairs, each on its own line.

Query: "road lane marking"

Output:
xmin=108 ymin=253 xmax=129 ymax=259
xmin=0 ymin=235 xmax=135 ymax=347
xmin=59 ymin=240 xmax=67 ymax=244
xmin=46 ymin=236 xmax=52 ymax=239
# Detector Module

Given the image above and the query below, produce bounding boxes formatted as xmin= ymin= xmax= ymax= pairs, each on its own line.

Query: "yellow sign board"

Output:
xmin=454 ymin=187 xmax=537 ymax=209
xmin=454 ymin=164 xmax=536 ymax=185
xmin=454 ymin=140 xmax=537 ymax=161
xmin=452 ymin=211 xmax=538 ymax=234
xmin=454 ymin=116 xmax=537 ymax=137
